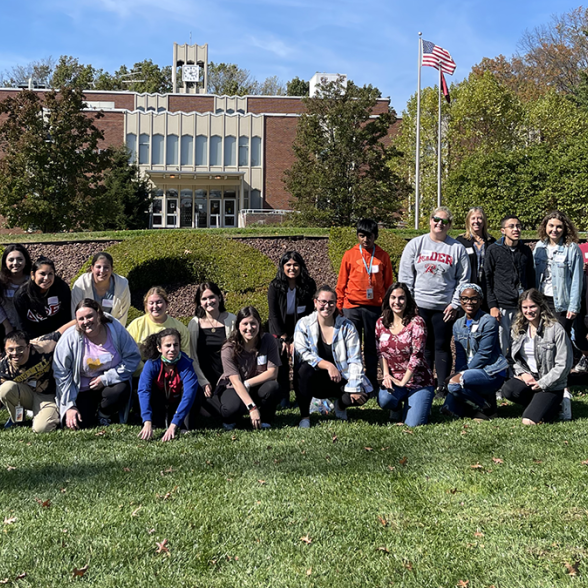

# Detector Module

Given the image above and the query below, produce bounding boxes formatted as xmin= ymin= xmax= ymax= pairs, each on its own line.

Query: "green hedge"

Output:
xmin=328 ymin=227 xmax=407 ymax=277
xmin=76 ymin=233 xmax=276 ymax=322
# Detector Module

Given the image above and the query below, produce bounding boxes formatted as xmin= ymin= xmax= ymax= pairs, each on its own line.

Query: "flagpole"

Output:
xmin=437 ymin=64 xmax=442 ymax=208
xmin=415 ymin=32 xmax=422 ymax=229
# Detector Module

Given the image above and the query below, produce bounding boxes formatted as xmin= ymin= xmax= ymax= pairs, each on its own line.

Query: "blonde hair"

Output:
xmin=143 ymin=286 xmax=169 ymax=311
xmin=464 ymin=207 xmax=490 ymax=241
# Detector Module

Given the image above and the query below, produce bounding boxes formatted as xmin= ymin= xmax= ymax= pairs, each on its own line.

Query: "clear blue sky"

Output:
xmin=0 ymin=0 xmax=582 ymax=113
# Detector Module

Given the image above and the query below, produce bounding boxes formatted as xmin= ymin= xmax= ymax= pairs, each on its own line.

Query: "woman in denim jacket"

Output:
xmin=502 ymin=288 xmax=573 ymax=424
xmin=533 ymin=210 xmax=583 ymax=336
xmin=441 ymin=283 xmax=508 ymax=419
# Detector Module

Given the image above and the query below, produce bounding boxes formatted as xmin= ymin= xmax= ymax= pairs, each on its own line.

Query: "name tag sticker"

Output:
xmin=28 ymin=380 xmax=37 ymax=388
xmin=257 ymin=355 xmax=267 ymax=366
xmin=585 ymin=252 xmax=588 ymax=259
xmin=102 ymin=299 xmax=114 ymax=309
xmin=48 ymin=296 xmax=59 ymax=305
xmin=471 ymin=324 xmax=479 ymax=333
xmin=554 ymin=253 xmax=566 ymax=263
xmin=380 ymin=333 xmax=390 ymax=342
xmin=296 ymin=305 xmax=306 ymax=313
xmin=371 ymin=265 xmax=379 ymax=274
xmin=466 ymin=247 xmax=475 ymax=255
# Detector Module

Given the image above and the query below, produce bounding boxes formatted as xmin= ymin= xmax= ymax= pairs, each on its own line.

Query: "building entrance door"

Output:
xmin=210 ymin=199 xmax=221 ymax=228
xmin=180 ymin=190 xmax=193 ymax=228
xmin=224 ymin=199 xmax=236 ymax=227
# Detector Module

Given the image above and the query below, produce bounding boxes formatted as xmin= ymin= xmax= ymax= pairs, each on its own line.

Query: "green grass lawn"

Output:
xmin=2 ymin=398 xmax=588 ymax=587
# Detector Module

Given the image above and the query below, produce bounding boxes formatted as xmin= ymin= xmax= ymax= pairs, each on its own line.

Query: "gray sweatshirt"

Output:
xmin=398 ymin=234 xmax=471 ymax=310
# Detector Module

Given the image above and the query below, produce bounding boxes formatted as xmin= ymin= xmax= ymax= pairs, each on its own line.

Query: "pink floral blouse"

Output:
xmin=375 ymin=315 xmax=434 ymax=389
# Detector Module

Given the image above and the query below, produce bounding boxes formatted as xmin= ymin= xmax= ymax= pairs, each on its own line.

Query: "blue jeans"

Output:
xmin=443 ymin=369 xmax=506 ymax=418
xmin=378 ymin=385 xmax=435 ymax=427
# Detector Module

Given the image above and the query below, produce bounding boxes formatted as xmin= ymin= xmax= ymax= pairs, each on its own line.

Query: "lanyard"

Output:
xmin=359 ymin=245 xmax=375 ymax=281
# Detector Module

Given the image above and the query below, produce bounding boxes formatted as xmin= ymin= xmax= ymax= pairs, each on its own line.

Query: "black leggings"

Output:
xmin=296 ymin=362 xmax=366 ymax=418
xmin=74 ymin=381 xmax=131 ymax=428
xmin=207 ymin=380 xmax=281 ymax=424
xmin=544 ymin=296 xmax=574 ymax=336
xmin=501 ymin=377 xmax=563 ymax=423
xmin=417 ymin=307 xmax=454 ymax=386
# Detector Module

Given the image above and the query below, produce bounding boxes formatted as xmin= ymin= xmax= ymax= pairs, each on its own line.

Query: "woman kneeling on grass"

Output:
xmin=53 ymin=299 xmax=141 ymax=429
xmin=441 ymin=283 xmax=508 ymax=420
xmin=138 ymin=328 xmax=199 ymax=442
xmin=208 ymin=306 xmax=281 ymax=430
xmin=501 ymin=288 xmax=573 ymax=424
xmin=294 ymin=285 xmax=372 ymax=428
xmin=376 ymin=283 xmax=435 ymax=427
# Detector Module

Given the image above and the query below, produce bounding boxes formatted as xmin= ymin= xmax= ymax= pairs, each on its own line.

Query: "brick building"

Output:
xmin=0 ymin=44 xmax=397 ymax=229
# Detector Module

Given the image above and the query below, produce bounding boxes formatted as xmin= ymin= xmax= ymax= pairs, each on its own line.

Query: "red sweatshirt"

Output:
xmin=336 ymin=244 xmax=394 ymax=310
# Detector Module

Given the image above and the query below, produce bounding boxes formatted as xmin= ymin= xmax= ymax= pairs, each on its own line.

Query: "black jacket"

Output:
xmin=484 ymin=238 xmax=535 ymax=310
xmin=267 ymin=279 xmax=316 ymax=340
xmin=456 ymin=234 xmax=496 ymax=292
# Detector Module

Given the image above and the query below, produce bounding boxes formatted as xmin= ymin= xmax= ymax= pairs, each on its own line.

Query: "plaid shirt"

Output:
xmin=294 ymin=312 xmax=372 ymax=394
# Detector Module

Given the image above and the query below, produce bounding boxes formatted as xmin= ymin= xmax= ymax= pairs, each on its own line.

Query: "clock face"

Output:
xmin=182 ymin=65 xmax=201 ymax=82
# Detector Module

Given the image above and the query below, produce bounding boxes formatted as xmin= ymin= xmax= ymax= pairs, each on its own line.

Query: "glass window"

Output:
xmin=181 ymin=135 xmax=193 ymax=166
xmin=243 ymin=189 xmax=250 ymax=209
xmin=126 ymin=133 xmax=137 ymax=163
xmin=196 ymin=135 xmax=208 ymax=166
xmin=152 ymin=134 xmax=164 ymax=165
xmin=152 ymin=193 xmax=163 ymax=226
xmin=139 ymin=133 xmax=150 ymax=165
xmin=166 ymin=135 xmax=178 ymax=165
xmin=157 ymin=107 xmax=166 ymax=113
xmin=195 ymin=189 xmax=207 ymax=228
xmin=180 ymin=189 xmax=193 ymax=228
xmin=210 ymin=135 xmax=222 ymax=166
xmin=137 ymin=106 xmax=145 ymax=112
xmin=238 ymin=136 xmax=249 ymax=167
xmin=251 ymin=189 xmax=262 ymax=209
xmin=224 ymin=189 xmax=237 ymax=200
xmin=251 ymin=136 xmax=261 ymax=167
xmin=224 ymin=136 xmax=236 ymax=166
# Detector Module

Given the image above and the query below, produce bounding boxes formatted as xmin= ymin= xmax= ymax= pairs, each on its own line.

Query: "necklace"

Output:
xmin=204 ymin=315 xmax=217 ymax=333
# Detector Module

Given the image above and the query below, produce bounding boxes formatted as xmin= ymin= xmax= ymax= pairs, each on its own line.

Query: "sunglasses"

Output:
xmin=432 ymin=216 xmax=450 ymax=226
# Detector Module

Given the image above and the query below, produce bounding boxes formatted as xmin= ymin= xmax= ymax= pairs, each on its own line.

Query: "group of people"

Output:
xmin=0 ymin=208 xmax=585 ymax=438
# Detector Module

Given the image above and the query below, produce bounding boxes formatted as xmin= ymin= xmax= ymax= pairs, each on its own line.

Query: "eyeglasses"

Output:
xmin=316 ymin=300 xmax=336 ymax=307
xmin=504 ymin=224 xmax=522 ymax=230
xmin=432 ymin=216 xmax=450 ymax=226
xmin=459 ymin=296 xmax=480 ymax=303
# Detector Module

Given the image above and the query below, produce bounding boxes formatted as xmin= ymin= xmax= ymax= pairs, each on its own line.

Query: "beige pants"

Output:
xmin=0 ymin=381 xmax=59 ymax=433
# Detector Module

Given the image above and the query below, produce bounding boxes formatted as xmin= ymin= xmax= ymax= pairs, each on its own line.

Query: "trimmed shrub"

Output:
xmin=75 ymin=233 xmax=276 ymax=321
xmin=328 ymin=227 xmax=407 ymax=277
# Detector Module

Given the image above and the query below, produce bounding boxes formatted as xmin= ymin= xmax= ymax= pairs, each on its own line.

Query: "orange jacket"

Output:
xmin=336 ymin=244 xmax=394 ymax=310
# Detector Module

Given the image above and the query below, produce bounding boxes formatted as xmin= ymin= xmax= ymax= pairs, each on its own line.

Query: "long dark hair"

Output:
xmin=26 ymin=257 xmax=57 ymax=305
xmin=0 ymin=244 xmax=32 ymax=297
xmin=381 ymin=282 xmax=417 ymax=328
xmin=88 ymin=251 xmax=114 ymax=271
xmin=142 ymin=327 xmax=181 ymax=361
xmin=224 ymin=306 xmax=263 ymax=357
xmin=270 ymin=251 xmax=314 ymax=300
xmin=194 ymin=281 xmax=227 ymax=318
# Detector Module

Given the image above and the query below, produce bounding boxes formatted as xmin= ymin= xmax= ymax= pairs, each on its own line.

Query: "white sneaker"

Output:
xmin=573 ymin=355 xmax=588 ymax=373
xmin=334 ymin=399 xmax=348 ymax=421
xmin=222 ymin=422 xmax=237 ymax=431
xmin=558 ymin=390 xmax=573 ymax=421
xmin=298 ymin=417 xmax=311 ymax=429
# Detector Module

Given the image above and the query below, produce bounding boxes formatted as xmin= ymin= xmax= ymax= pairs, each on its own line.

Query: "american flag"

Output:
xmin=421 ymin=40 xmax=456 ymax=75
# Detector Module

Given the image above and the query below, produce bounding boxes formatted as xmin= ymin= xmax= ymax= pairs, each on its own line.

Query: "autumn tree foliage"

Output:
xmin=285 ymin=77 xmax=407 ymax=227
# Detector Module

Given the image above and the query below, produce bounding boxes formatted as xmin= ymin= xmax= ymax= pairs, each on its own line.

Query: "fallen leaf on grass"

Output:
xmin=377 ymin=516 xmax=388 ymax=527
xmin=492 ymin=457 xmax=504 ymax=464
xmin=402 ymin=429 xmax=414 ymax=434
xmin=534 ymin=459 xmax=543 ymax=464
xmin=470 ymin=463 xmax=483 ymax=469
xmin=73 ymin=565 xmax=88 ymax=577
xmin=35 ymin=498 xmax=51 ymax=508
xmin=231 ymin=434 xmax=237 ymax=441
xmin=364 ymin=447 xmax=373 ymax=452
xmin=155 ymin=539 xmax=169 ymax=554
xmin=456 ymin=581 xmax=469 ymax=587
xmin=0 ymin=579 xmax=8 ymax=584
xmin=160 ymin=467 xmax=174 ymax=476
xmin=123 ymin=467 xmax=131 ymax=472
xmin=131 ymin=506 xmax=142 ymax=517
xmin=147 ymin=528 xmax=155 ymax=534
xmin=399 ymin=457 xmax=408 ymax=466
xmin=94 ymin=430 xmax=106 ymax=436
xmin=474 ymin=531 xmax=484 ymax=538
xmin=403 ymin=561 xmax=414 ymax=571
xmin=460 ymin=430 xmax=467 ymax=435
xmin=565 ymin=561 xmax=579 ymax=576
xmin=3 ymin=517 xmax=16 ymax=525
xmin=258 ymin=480 xmax=266 ymax=485
xmin=332 ymin=434 xmax=338 ymax=443
xmin=300 ymin=535 xmax=312 ymax=545
xmin=15 ymin=574 xmax=26 ymax=580
xmin=448 ymin=488 xmax=459 ymax=494
xmin=60 ymin=488 xmax=67 ymax=494
xmin=377 ymin=546 xmax=390 ymax=553
xmin=581 ymin=460 xmax=588 ymax=466
xmin=387 ymin=465 xmax=395 ymax=471
xmin=306 ymin=568 xmax=312 ymax=576
xmin=6 ymin=466 xmax=16 ymax=471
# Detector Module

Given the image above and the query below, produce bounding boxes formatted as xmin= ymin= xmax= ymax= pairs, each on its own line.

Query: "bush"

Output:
xmin=328 ymin=227 xmax=407 ymax=277
xmin=76 ymin=233 xmax=276 ymax=321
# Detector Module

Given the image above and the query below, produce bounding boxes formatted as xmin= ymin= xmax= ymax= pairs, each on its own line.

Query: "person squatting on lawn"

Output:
xmin=138 ymin=328 xmax=199 ymax=442
xmin=375 ymin=282 xmax=435 ymax=427
xmin=268 ymin=251 xmax=316 ymax=407
xmin=0 ymin=244 xmax=32 ymax=335
xmin=441 ymin=283 xmax=508 ymax=420
xmin=500 ymin=288 xmax=573 ymax=424
xmin=71 ymin=251 xmax=132 ymax=327
xmin=53 ymin=298 xmax=141 ymax=430
xmin=206 ymin=306 xmax=281 ymax=431
xmin=0 ymin=329 xmax=62 ymax=433
xmin=336 ymin=219 xmax=394 ymax=392
xmin=398 ymin=207 xmax=471 ymax=397
xmin=294 ymin=285 xmax=372 ymax=428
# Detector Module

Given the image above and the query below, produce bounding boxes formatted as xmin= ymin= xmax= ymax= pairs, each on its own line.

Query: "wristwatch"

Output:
xmin=246 ymin=402 xmax=257 ymax=412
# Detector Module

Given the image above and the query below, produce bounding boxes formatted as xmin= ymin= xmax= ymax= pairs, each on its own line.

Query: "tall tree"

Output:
xmin=0 ymin=87 xmax=118 ymax=232
xmin=284 ymin=77 xmax=407 ymax=227
xmin=287 ymin=76 xmax=310 ymax=96
xmin=207 ymin=62 xmax=258 ymax=96
xmin=50 ymin=56 xmax=97 ymax=89
xmin=0 ymin=57 xmax=56 ymax=88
